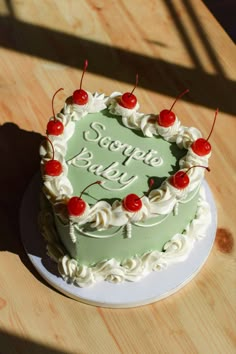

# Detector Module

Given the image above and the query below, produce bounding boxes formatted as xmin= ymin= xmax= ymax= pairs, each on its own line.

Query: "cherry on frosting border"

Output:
xmin=41 ymin=91 xmax=211 ymax=228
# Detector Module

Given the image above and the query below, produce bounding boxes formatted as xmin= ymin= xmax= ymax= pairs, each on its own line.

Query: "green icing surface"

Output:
xmin=51 ymin=109 xmax=201 ymax=266
xmin=55 ymin=188 xmax=199 ymax=265
xmin=66 ymin=109 xmax=186 ymax=204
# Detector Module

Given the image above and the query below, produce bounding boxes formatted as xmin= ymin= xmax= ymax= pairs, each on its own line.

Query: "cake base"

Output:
xmin=20 ymin=174 xmax=217 ymax=308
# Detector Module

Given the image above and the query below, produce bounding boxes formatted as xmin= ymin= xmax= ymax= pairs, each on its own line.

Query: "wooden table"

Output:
xmin=0 ymin=1 xmax=235 ymax=353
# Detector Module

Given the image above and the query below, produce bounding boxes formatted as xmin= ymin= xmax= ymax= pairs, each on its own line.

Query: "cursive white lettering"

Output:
xmin=83 ymin=122 xmax=163 ymax=167
xmin=67 ymin=147 xmax=92 ymax=168
xmin=84 ymin=122 xmax=105 ymax=142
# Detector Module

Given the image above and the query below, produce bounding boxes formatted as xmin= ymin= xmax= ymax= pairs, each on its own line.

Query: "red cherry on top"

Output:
xmin=191 ymin=108 xmax=218 ymax=156
xmin=67 ymin=196 xmax=86 ymax=217
xmin=73 ymin=59 xmax=89 ymax=105
xmin=123 ymin=194 xmax=142 ymax=212
xmin=67 ymin=181 xmax=102 ymax=216
xmin=171 ymin=170 xmax=190 ymax=189
xmin=158 ymin=109 xmax=176 ymax=127
xmin=46 ymin=88 xmax=64 ymax=136
xmin=171 ymin=165 xmax=210 ymax=189
xmin=123 ymin=179 xmax=154 ymax=212
xmin=44 ymin=138 xmax=62 ymax=176
xmin=191 ymin=138 xmax=211 ymax=156
xmin=44 ymin=159 xmax=63 ymax=176
xmin=158 ymin=89 xmax=189 ymax=127
xmin=119 ymin=73 xmax=138 ymax=109
xmin=47 ymin=120 xmax=64 ymax=136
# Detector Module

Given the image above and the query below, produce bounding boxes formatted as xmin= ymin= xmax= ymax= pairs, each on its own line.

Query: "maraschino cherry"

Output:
xmin=158 ymin=89 xmax=189 ymax=127
xmin=46 ymin=88 xmax=64 ymax=136
xmin=119 ymin=74 xmax=138 ymax=109
xmin=123 ymin=179 xmax=154 ymax=212
xmin=191 ymin=108 xmax=218 ymax=156
xmin=73 ymin=59 xmax=89 ymax=105
xmin=67 ymin=181 xmax=102 ymax=216
xmin=44 ymin=138 xmax=63 ymax=176
xmin=123 ymin=194 xmax=142 ymax=212
xmin=171 ymin=165 xmax=210 ymax=189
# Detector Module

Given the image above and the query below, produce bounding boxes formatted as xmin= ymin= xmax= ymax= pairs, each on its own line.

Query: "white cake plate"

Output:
xmin=20 ymin=174 xmax=217 ymax=308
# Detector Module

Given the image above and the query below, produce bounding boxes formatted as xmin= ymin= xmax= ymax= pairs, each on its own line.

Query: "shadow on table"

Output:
xmin=0 ymin=122 xmax=48 ymax=283
xmin=0 ymin=329 xmax=73 ymax=354
xmin=203 ymin=0 xmax=236 ymax=42
xmin=0 ymin=1 xmax=236 ymax=115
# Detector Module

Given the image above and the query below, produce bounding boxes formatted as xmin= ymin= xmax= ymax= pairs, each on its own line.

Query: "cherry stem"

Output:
xmin=46 ymin=137 xmax=55 ymax=160
xmin=206 ymin=108 xmax=219 ymax=141
xmin=136 ymin=178 xmax=155 ymax=201
xmin=169 ymin=88 xmax=189 ymax=113
xmin=52 ymin=88 xmax=64 ymax=121
xmin=80 ymin=59 xmax=88 ymax=90
xmin=180 ymin=165 xmax=210 ymax=177
xmin=129 ymin=73 xmax=139 ymax=97
xmin=79 ymin=180 xmax=102 ymax=198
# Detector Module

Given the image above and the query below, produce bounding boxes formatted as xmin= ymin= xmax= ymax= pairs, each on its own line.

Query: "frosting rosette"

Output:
xmin=107 ymin=92 xmax=140 ymax=117
xmin=156 ymin=117 xmax=182 ymax=142
xmin=64 ymin=92 xmax=108 ymax=121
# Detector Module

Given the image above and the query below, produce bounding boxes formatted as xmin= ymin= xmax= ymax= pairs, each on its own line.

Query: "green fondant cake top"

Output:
xmin=66 ymin=109 xmax=186 ymax=204
xmin=40 ymin=91 xmax=210 ymax=233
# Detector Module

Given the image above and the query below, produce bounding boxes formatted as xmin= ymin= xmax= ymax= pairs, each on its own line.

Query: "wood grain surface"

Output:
xmin=0 ymin=1 xmax=235 ymax=353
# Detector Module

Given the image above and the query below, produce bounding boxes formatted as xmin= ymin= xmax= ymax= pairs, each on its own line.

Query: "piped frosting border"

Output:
xmin=40 ymin=92 xmax=211 ymax=233
xmin=39 ymin=187 xmax=211 ymax=287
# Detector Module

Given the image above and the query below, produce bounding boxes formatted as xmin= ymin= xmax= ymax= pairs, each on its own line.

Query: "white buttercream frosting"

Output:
xmin=64 ymin=92 xmax=108 ymax=121
xmin=40 ymin=91 xmax=211 ymax=234
xmin=107 ymin=92 xmax=140 ymax=117
xmin=39 ymin=188 xmax=211 ymax=287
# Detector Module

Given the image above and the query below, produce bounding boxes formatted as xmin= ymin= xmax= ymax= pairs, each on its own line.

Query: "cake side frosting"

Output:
xmin=53 ymin=187 xmax=200 ymax=266
xmin=39 ymin=187 xmax=211 ymax=287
